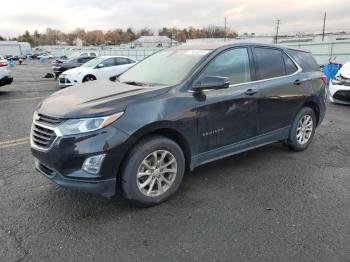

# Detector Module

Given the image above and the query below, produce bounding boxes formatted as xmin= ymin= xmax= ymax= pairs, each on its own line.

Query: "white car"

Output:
xmin=0 ymin=67 xmax=13 ymax=87
xmin=58 ymin=56 xmax=137 ymax=87
xmin=37 ymin=53 xmax=54 ymax=59
xmin=329 ymin=62 xmax=350 ymax=105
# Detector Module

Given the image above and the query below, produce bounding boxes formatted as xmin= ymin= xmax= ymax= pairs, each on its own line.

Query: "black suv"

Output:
xmin=31 ymin=43 xmax=326 ymax=206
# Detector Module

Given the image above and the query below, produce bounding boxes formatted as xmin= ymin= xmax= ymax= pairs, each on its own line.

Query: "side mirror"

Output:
xmin=97 ymin=63 xmax=105 ymax=68
xmin=192 ymin=76 xmax=230 ymax=93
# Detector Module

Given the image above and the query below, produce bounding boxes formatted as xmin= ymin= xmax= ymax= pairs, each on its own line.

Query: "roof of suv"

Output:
xmin=172 ymin=42 xmax=308 ymax=53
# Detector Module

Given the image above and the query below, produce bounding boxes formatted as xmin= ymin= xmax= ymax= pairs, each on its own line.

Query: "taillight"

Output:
xmin=321 ymin=75 xmax=328 ymax=86
xmin=0 ymin=61 xmax=7 ymax=67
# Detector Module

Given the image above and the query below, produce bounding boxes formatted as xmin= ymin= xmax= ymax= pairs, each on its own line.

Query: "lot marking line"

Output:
xmin=1 ymin=96 xmax=45 ymax=103
xmin=0 ymin=137 xmax=29 ymax=149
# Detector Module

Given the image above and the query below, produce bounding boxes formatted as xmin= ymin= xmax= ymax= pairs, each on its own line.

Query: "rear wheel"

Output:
xmin=82 ymin=75 xmax=96 ymax=82
xmin=287 ymin=107 xmax=316 ymax=151
xmin=121 ymin=135 xmax=185 ymax=206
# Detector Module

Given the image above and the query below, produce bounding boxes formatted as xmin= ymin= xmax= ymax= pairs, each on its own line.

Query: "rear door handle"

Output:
xmin=294 ymin=79 xmax=302 ymax=85
xmin=245 ymin=89 xmax=258 ymax=96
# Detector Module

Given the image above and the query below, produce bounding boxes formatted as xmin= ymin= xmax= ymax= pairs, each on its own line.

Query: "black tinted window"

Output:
xmin=284 ymin=54 xmax=298 ymax=74
xmin=79 ymin=57 xmax=93 ymax=63
xmin=254 ymin=48 xmax=285 ymax=79
xmin=115 ymin=57 xmax=132 ymax=65
xmin=198 ymin=48 xmax=251 ymax=85
xmin=287 ymin=50 xmax=319 ymax=71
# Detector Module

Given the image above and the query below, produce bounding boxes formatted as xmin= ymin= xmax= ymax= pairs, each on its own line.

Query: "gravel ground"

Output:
xmin=0 ymin=62 xmax=349 ymax=262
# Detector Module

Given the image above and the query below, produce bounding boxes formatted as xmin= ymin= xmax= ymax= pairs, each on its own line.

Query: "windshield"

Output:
xmin=81 ymin=57 xmax=105 ymax=68
xmin=118 ymin=49 xmax=210 ymax=85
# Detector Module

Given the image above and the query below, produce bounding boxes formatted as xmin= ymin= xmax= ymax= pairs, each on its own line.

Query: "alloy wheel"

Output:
xmin=296 ymin=114 xmax=313 ymax=145
xmin=136 ymin=150 xmax=177 ymax=197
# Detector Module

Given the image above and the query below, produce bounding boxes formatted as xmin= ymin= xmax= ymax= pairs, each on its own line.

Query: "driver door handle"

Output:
xmin=245 ymin=89 xmax=258 ymax=96
xmin=294 ymin=79 xmax=302 ymax=85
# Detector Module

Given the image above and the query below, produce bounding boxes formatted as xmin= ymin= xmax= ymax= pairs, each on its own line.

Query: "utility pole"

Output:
xmin=322 ymin=12 xmax=326 ymax=41
xmin=274 ymin=19 xmax=280 ymax=44
xmin=224 ymin=17 xmax=227 ymax=42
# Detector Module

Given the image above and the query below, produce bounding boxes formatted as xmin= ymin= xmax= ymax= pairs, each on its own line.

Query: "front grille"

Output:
xmin=333 ymin=90 xmax=350 ymax=103
xmin=32 ymin=124 xmax=57 ymax=149
xmin=59 ymin=77 xmax=70 ymax=84
xmin=37 ymin=114 xmax=62 ymax=125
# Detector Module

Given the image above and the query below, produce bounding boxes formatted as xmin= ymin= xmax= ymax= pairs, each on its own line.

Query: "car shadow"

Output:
xmin=34 ymin=142 xmax=290 ymax=222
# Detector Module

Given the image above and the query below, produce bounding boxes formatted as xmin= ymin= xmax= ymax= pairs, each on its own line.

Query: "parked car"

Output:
xmin=37 ymin=53 xmax=53 ymax=59
xmin=58 ymin=56 xmax=136 ymax=87
xmin=31 ymin=43 xmax=326 ymax=206
xmin=329 ymin=61 xmax=350 ymax=105
xmin=0 ymin=67 xmax=13 ymax=87
xmin=0 ymin=55 xmax=7 ymax=67
xmin=52 ymin=52 xmax=98 ymax=66
xmin=52 ymin=56 xmax=96 ymax=79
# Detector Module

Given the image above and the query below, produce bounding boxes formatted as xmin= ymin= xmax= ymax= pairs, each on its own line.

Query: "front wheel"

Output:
xmin=287 ymin=107 xmax=316 ymax=151
xmin=82 ymin=75 xmax=96 ymax=83
xmin=121 ymin=135 xmax=185 ymax=206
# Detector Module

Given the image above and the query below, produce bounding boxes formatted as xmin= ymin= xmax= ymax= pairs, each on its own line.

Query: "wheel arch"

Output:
xmin=302 ymin=100 xmax=320 ymax=125
xmin=83 ymin=74 xmax=96 ymax=82
xmin=116 ymin=122 xmax=193 ymax=185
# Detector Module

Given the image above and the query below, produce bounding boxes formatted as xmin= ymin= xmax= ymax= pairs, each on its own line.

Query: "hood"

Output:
xmin=36 ymin=80 xmax=169 ymax=118
xmin=339 ymin=62 xmax=350 ymax=78
xmin=63 ymin=67 xmax=86 ymax=75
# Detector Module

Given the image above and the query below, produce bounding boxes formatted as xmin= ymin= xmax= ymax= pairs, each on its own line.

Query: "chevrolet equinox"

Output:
xmin=31 ymin=43 xmax=326 ymax=206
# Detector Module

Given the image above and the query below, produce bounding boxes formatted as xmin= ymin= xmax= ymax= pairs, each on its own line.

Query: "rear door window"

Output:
xmin=253 ymin=47 xmax=285 ymax=80
xmin=198 ymin=48 xmax=252 ymax=85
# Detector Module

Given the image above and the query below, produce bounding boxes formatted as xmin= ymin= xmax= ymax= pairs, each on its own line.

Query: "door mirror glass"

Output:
xmin=192 ymin=76 xmax=230 ymax=92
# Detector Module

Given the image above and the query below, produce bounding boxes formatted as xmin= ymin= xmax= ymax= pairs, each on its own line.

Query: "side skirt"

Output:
xmin=190 ymin=126 xmax=290 ymax=170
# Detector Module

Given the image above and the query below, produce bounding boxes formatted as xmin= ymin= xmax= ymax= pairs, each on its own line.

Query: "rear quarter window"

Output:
xmin=284 ymin=54 xmax=298 ymax=74
xmin=287 ymin=50 xmax=320 ymax=72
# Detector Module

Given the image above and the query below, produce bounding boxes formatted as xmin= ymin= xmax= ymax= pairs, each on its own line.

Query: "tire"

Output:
xmin=121 ymin=135 xmax=185 ymax=206
xmin=287 ymin=107 xmax=316 ymax=152
xmin=82 ymin=75 xmax=96 ymax=83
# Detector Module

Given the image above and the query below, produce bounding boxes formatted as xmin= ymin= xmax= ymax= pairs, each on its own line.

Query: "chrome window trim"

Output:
xmin=30 ymin=121 xmax=62 ymax=152
xmin=188 ymin=49 xmax=303 ymax=93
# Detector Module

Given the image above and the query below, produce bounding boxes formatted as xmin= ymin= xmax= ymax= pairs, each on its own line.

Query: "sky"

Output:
xmin=1 ymin=0 xmax=350 ymax=37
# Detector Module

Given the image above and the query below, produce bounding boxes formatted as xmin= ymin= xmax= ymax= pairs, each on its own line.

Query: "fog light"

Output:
xmin=82 ymin=154 xmax=106 ymax=175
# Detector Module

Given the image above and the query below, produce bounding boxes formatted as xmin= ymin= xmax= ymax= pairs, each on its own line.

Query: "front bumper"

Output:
xmin=31 ymin=124 xmax=131 ymax=197
xmin=329 ymin=82 xmax=350 ymax=105
xmin=35 ymin=159 xmax=116 ymax=197
xmin=58 ymin=75 xmax=74 ymax=87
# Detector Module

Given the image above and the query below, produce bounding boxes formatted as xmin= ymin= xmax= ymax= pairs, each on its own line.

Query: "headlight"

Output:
xmin=331 ymin=75 xmax=344 ymax=85
xmin=58 ymin=112 xmax=124 ymax=135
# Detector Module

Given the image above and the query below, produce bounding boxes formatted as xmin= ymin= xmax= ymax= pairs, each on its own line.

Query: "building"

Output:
xmin=132 ymin=36 xmax=178 ymax=48
xmin=0 ymin=41 xmax=31 ymax=56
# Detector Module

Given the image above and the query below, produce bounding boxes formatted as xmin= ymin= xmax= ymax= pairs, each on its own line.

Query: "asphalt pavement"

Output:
xmin=0 ymin=61 xmax=349 ymax=262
